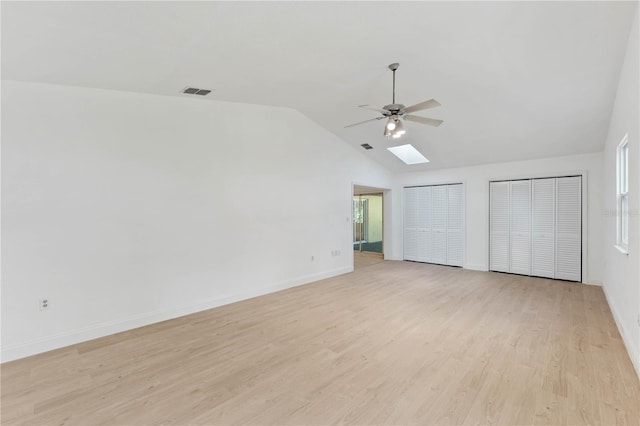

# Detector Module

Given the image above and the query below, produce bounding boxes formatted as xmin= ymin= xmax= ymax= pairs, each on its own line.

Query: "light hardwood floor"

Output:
xmin=2 ymin=260 xmax=639 ymax=425
xmin=354 ymin=250 xmax=384 ymax=269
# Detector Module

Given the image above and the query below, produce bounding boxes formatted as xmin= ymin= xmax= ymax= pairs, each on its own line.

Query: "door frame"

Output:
xmin=351 ymin=183 xmax=390 ymax=263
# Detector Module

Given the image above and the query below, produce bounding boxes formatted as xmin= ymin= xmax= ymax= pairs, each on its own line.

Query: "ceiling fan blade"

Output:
xmin=404 ymin=115 xmax=444 ymax=127
xmin=344 ymin=116 xmax=385 ymax=128
xmin=402 ymin=99 xmax=441 ymax=114
xmin=358 ymin=105 xmax=388 ymax=114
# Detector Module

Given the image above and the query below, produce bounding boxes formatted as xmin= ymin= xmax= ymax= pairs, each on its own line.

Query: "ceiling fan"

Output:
xmin=345 ymin=63 xmax=443 ymax=138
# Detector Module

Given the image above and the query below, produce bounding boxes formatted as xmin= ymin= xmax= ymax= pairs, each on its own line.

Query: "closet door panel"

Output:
xmin=431 ymin=231 xmax=447 ymax=265
xmin=404 ymin=230 xmax=418 ymax=261
xmin=403 ymin=188 xmax=418 ymax=261
xmin=531 ymin=178 xmax=555 ymax=278
xmin=556 ymin=177 xmax=581 ymax=281
xmin=490 ymin=181 xmax=510 ymax=272
xmin=416 ymin=187 xmax=432 ymax=262
xmin=417 ymin=230 xmax=431 ymax=262
xmin=446 ymin=184 xmax=464 ymax=266
xmin=431 ymin=186 xmax=448 ymax=265
xmin=510 ymin=180 xmax=531 ymax=275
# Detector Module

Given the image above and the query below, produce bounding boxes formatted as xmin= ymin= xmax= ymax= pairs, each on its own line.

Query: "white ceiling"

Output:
xmin=2 ymin=1 xmax=636 ymax=172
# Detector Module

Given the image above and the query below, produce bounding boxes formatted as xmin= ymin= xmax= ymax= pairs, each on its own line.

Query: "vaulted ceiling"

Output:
xmin=2 ymin=1 xmax=636 ymax=172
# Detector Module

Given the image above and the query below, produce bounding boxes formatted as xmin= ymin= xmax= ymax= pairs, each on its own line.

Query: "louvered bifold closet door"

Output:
xmin=509 ymin=180 xmax=531 ymax=275
xmin=555 ymin=177 xmax=582 ymax=281
xmin=490 ymin=181 xmax=510 ymax=272
xmin=531 ymin=178 xmax=555 ymax=278
xmin=403 ymin=187 xmax=418 ymax=261
xmin=431 ymin=186 xmax=448 ymax=265
xmin=416 ymin=187 xmax=432 ymax=262
xmin=446 ymin=184 xmax=464 ymax=266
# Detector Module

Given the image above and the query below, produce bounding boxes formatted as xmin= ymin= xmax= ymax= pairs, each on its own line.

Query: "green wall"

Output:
xmin=360 ymin=194 xmax=383 ymax=242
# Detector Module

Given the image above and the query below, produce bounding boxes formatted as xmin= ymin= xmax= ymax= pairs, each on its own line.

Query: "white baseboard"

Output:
xmin=0 ymin=266 xmax=352 ymax=363
xmin=384 ymin=255 xmax=404 ymax=261
xmin=602 ymin=283 xmax=640 ymax=380
xmin=464 ymin=263 xmax=488 ymax=271
xmin=381 ymin=258 xmax=488 ymax=270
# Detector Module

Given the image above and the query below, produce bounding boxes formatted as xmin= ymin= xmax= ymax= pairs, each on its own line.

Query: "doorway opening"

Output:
xmin=353 ymin=193 xmax=383 ymax=253
xmin=353 ymin=185 xmax=386 ymax=269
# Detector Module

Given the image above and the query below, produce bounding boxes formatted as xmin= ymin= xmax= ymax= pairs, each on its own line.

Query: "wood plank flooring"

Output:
xmin=354 ymin=251 xmax=384 ymax=269
xmin=2 ymin=260 xmax=639 ymax=425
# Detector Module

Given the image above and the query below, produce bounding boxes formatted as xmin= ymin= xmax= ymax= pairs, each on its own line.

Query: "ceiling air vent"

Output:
xmin=361 ymin=143 xmax=373 ymax=150
xmin=181 ymin=87 xmax=213 ymax=96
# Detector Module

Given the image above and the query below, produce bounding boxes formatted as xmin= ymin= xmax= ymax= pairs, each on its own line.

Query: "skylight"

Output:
xmin=387 ymin=144 xmax=430 ymax=165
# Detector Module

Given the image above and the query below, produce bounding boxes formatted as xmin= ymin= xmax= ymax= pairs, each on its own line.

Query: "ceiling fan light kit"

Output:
xmin=391 ymin=118 xmax=405 ymax=139
xmin=345 ymin=63 xmax=443 ymax=139
xmin=386 ymin=118 xmax=396 ymax=131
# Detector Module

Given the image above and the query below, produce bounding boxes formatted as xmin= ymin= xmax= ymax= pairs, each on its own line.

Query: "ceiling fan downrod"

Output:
xmin=389 ymin=63 xmax=399 ymax=105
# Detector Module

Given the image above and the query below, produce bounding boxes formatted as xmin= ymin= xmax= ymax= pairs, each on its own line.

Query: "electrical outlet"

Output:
xmin=311 ymin=255 xmax=314 ymax=261
xmin=39 ymin=298 xmax=49 ymax=311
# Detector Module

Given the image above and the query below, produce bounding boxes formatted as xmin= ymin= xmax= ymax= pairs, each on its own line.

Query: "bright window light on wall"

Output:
xmin=387 ymin=144 xmax=429 ymax=165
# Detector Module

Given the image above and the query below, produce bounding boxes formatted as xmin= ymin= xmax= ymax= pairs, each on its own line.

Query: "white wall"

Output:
xmin=602 ymin=8 xmax=639 ymax=378
xmin=390 ymin=152 xmax=603 ymax=284
xmin=0 ymin=81 xmax=393 ymax=362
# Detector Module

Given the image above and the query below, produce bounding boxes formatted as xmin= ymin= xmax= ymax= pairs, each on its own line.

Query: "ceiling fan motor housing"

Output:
xmin=383 ymin=104 xmax=405 ymax=113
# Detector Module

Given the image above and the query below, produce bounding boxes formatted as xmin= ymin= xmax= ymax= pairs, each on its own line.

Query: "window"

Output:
xmin=616 ymin=134 xmax=629 ymax=251
xmin=387 ymin=144 xmax=429 ymax=165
